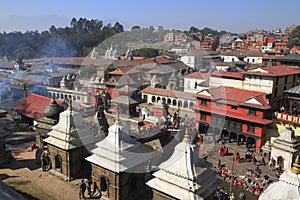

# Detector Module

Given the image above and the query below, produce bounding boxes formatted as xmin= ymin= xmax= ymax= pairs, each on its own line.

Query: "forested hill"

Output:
xmin=0 ymin=18 xmax=124 ymax=59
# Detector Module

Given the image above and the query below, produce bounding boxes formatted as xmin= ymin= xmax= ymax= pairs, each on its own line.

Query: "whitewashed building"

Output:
xmin=270 ymin=128 xmax=300 ymax=171
xmin=209 ymin=65 xmax=300 ymax=109
xmin=85 ymin=115 xmax=150 ymax=199
xmin=146 ymin=129 xmax=221 ymax=199
xmin=219 ymin=50 xmax=263 ymax=64
xmin=184 ymin=71 xmax=211 ymax=93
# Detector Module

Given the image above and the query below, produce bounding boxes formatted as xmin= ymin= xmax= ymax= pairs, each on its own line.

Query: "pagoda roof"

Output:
xmin=195 ymin=86 xmax=271 ymax=110
xmin=285 ymin=85 xmax=300 ymax=95
xmin=278 ymin=52 xmax=300 ymax=61
xmin=13 ymin=93 xmax=62 ymax=120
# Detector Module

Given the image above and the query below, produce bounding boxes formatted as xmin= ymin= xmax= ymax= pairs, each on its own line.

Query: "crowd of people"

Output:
xmin=214 ymin=158 xmax=272 ymax=198
xmin=211 ymin=141 xmax=286 ymax=199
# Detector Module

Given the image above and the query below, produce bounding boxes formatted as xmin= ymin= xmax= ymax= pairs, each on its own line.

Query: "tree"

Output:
xmin=189 ymin=26 xmax=199 ymax=33
xmin=132 ymin=48 xmax=159 ymax=58
xmin=131 ymin=25 xmax=141 ymax=31
xmin=0 ymin=18 xmax=123 ymax=59
xmin=114 ymin=22 xmax=124 ymax=33
xmin=287 ymin=26 xmax=300 ymax=48
xmin=49 ymin=25 xmax=57 ymax=33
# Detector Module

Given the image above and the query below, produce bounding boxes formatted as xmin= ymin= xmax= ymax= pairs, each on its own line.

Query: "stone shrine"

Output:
xmin=43 ymin=102 xmax=98 ymax=181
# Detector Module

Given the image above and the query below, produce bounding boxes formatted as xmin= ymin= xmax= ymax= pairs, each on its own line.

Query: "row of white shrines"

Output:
xmin=35 ymin=99 xmax=300 ymax=200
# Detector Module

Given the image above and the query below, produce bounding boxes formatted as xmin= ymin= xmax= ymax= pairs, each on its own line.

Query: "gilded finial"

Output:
xmin=291 ymin=155 xmax=300 ymax=174
xmin=51 ymin=94 xmax=55 ymax=103
xmin=183 ymin=128 xmax=190 ymax=142
xmin=68 ymin=99 xmax=72 ymax=111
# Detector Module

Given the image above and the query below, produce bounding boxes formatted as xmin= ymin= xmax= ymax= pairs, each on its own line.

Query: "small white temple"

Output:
xmin=259 ymin=155 xmax=300 ymax=200
xmin=104 ymin=46 xmax=120 ymax=60
xmin=270 ymin=128 xmax=300 ymax=171
xmin=146 ymin=129 xmax=221 ymax=200
xmin=150 ymin=74 xmax=160 ymax=88
xmin=85 ymin=114 xmax=150 ymax=199
xmin=43 ymin=102 xmax=97 ymax=180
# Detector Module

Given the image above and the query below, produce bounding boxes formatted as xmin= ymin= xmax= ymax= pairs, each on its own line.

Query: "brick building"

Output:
xmin=193 ymin=86 xmax=273 ymax=152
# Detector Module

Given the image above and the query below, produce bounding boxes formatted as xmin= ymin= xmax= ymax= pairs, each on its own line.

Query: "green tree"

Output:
xmin=287 ymin=26 xmax=300 ymax=48
xmin=132 ymin=48 xmax=159 ymax=58
xmin=131 ymin=25 xmax=141 ymax=31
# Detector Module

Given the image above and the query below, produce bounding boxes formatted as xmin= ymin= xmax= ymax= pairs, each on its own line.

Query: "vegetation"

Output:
xmin=287 ymin=26 xmax=300 ymax=48
xmin=132 ymin=48 xmax=159 ymax=58
xmin=0 ymin=17 xmax=124 ymax=59
xmin=187 ymin=26 xmax=227 ymax=36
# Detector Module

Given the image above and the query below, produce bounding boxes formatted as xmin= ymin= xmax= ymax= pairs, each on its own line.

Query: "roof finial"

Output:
xmin=291 ymin=155 xmax=300 ymax=174
xmin=68 ymin=99 xmax=72 ymax=111
xmin=51 ymin=94 xmax=56 ymax=103
xmin=115 ymin=112 xmax=120 ymax=125
xmin=183 ymin=128 xmax=190 ymax=142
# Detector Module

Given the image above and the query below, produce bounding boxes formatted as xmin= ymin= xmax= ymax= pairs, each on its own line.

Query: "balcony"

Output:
xmin=274 ymin=112 xmax=300 ymax=125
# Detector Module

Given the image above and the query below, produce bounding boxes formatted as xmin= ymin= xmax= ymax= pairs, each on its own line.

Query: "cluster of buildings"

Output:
xmin=165 ymin=25 xmax=297 ymax=55
xmin=1 ymin=24 xmax=300 ymax=198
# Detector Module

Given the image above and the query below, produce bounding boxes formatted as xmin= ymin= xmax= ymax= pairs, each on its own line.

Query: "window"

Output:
xmin=275 ymin=77 xmax=279 ymax=85
xmin=247 ymin=124 xmax=255 ymax=133
xmin=231 ymin=105 xmax=237 ymax=110
xmin=200 ymin=113 xmax=207 ymax=121
xmin=194 ymin=82 xmax=197 ymax=89
xmin=285 ymin=76 xmax=288 ymax=84
xmin=201 ymin=100 xmax=208 ymax=106
xmin=249 ymin=109 xmax=256 ymax=116
xmin=235 ymin=122 xmax=242 ymax=130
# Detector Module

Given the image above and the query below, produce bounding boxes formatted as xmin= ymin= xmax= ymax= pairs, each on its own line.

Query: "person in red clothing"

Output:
xmin=29 ymin=143 xmax=37 ymax=151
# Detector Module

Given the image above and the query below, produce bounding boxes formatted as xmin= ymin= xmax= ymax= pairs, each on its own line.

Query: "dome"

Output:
xmin=43 ymin=97 xmax=63 ymax=119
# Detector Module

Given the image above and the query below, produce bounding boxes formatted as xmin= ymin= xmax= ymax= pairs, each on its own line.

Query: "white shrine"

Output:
xmin=85 ymin=114 xmax=150 ymax=199
xmin=146 ymin=129 xmax=221 ymax=200
xmin=259 ymin=155 xmax=300 ymax=200
xmin=104 ymin=45 xmax=120 ymax=60
xmin=270 ymin=128 xmax=300 ymax=171
xmin=43 ymin=102 xmax=97 ymax=180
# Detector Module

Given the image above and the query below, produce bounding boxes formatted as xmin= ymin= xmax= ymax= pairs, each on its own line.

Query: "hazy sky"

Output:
xmin=0 ymin=0 xmax=299 ymax=33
